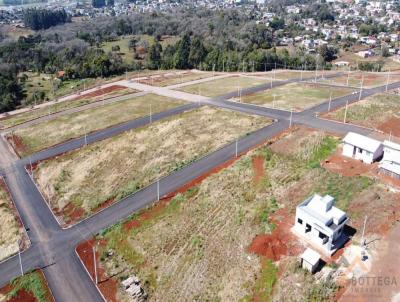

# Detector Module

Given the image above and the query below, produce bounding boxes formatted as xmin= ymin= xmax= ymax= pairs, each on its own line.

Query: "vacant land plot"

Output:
xmin=0 ymin=86 xmax=135 ymax=130
xmin=34 ymin=106 xmax=269 ymax=225
xmin=0 ymin=178 xmax=25 ymax=262
xmin=138 ymin=71 xmax=217 ymax=87
xmin=0 ymin=270 xmax=54 ymax=302
xmin=238 ymin=83 xmax=355 ymax=111
xmin=74 ymin=126 xmax=400 ymax=302
xmin=9 ymin=94 xmax=185 ymax=157
xmin=176 ymin=76 xmax=267 ymax=97
xmin=320 ymin=72 xmax=400 ymax=88
xmin=102 ymin=35 xmax=179 ymax=64
xmin=324 ymin=93 xmax=400 ymax=136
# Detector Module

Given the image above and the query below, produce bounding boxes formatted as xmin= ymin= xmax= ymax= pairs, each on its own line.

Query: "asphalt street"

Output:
xmin=0 ymin=73 xmax=397 ymax=302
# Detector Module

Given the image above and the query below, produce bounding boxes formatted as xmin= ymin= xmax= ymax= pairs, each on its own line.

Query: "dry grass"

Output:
xmin=319 ymin=72 xmax=400 ymax=88
xmin=142 ymin=71 xmax=216 ymax=87
xmin=239 ymin=83 xmax=355 ymax=111
xmin=0 ymin=87 xmax=135 ymax=130
xmin=176 ymin=76 xmax=267 ymax=97
xmin=324 ymin=93 xmax=400 ymax=128
xmin=12 ymin=94 xmax=186 ymax=157
xmin=34 ymin=106 xmax=270 ymax=224
xmin=94 ymin=127 xmax=363 ymax=302
xmin=0 ymin=179 xmax=22 ymax=261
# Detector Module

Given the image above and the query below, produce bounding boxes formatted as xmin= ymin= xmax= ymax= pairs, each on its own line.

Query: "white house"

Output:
xmin=294 ymin=194 xmax=348 ymax=254
xmin=380 ymin=140 xmax=400 ymax=180
xmin=342 ymin=132 xmax=383 ymax=164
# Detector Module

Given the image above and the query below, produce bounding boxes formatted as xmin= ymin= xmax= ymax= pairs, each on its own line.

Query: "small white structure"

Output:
xmin=380 ymin=140 xmax=400 ymax=180
xmin=342 ymin=132 xmax=383 ymax=164
xmin=294 ymin=194 xmax=348 ymax=254
xmin=300 ymin=248 xmax=321 ymax=273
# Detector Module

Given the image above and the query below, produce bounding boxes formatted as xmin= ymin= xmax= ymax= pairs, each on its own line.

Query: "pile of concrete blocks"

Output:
xmin=122 ymin=275 xmax=147 ymax=301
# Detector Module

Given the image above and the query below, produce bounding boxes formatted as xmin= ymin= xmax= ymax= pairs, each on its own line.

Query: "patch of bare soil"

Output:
xmin=76 ymin=239 xmax=118 ymax=302
xmin=73 ymin=85 xmax=128 ymax=101
xmin=378 ymin=116 xmax=400 ymax=137
xmin=322 ymin=149 xmax=377 ymax=177
xmin=6 ymin=134 xmax=26 ymax=158
xmin=248 ymin=209 xmax=303 ymax=261
xmin=252 ymin=156 xmax=265 ymax=184
xmin=340 ymin=224 xmax=400 ymax=302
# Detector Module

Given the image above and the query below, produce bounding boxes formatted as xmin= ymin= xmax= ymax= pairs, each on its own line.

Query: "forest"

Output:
xmin=0 ymin=8 xmax=329 ymax=113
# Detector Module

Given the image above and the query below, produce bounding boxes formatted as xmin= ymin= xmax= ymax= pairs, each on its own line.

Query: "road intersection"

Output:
xmin=0 ymin=71 xmax=397 ymax=302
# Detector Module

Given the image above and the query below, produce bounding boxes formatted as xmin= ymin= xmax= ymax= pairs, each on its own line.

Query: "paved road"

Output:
xmin=0 ymin=72 xmax=397 ymax=302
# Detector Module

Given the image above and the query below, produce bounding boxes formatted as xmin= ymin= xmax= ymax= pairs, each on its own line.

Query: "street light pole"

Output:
xmin=93 ymin=245 xmax=98 ymax=284
xmin=343 ymin=100 xmax=349 ymax=123
xmin=18 ymin=240 xmax=23 ymax=276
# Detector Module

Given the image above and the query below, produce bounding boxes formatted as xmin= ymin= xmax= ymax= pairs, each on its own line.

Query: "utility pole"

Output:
xmin=18 ymin=240 xmax=23 ymax=276
xmin=273 ymin=94 xmax=276 ymax=108
xmin=386 ymin=69 xmax=390 ymax=92
xmin=239 ymin=88 xmax=242 ymax=102
xmin=328 ymin=92 xmax=332 ymax=112
xmin=289 ymin=109 xmax=293 ymax=128
xmin=242 ymin=60 xmax=245 ymax=73
xmin=235 ymin=139 xmax=238 ymax=157
xmin=264 ymin=63 xmax=266 ymax=72
xmin=252 ymin=61 xmax=255 ymax=73
xmin=346 ymin=68 xmax=350 ymax=86
xmin=343 ymin=100 xmax=349 ymax=123
xmin=84 ymin=126 xmax=88 ymax=146
xmin=301 ymin=69 xmax=303 ymax=81
xmin=359 ymin=74 xmax=364 ymax=101
xmin=93 ymin=245 xmax=98 ymax=284
xmin=222 ymin=60 xmax=225 ymax=73
xmin=29 ymin=157 xmax=33 ymax=178
xmin=270 ymin=77 xmax=273 ymax=89
xmin=361 ymin=215 xmax=368 ymax=260
xmin=149 ymin=104 xmax=152 ymax=123
xmin=157 ymin=179 xmax=160 ymax=201
xmin=314 ymin=65 xmax=317 ymax=82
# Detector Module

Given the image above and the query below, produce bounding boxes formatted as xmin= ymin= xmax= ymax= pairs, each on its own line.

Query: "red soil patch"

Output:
xmin=378 ymin=116 xmax=400 ymax=137
xmin=55 ymin=202 xmax=86 ymax=226
xmin=73 ymin=85 xmax=127 ymax=101
xmin=0 ymin=270 xmax=54 ymax=302
xmin=248 ymin=209 xmax=303 ymax=261
xmin=322 ymin=149 xmax=376 ymax=177
xmin=76 ymin=239 xmax=118 ymax=302
xmin=252 ymin=156 xmax=265 ymax=184
xmin=6 ymin=134 xmax=26 ymax=157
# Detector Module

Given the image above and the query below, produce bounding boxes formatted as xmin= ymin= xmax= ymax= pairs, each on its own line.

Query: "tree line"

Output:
xmin=23 ymin=8 xmax=70 ymax=30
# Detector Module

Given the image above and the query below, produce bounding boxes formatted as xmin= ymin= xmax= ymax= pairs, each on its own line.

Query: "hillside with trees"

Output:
xmin=23 ymin=8 xmax=70 ymax=30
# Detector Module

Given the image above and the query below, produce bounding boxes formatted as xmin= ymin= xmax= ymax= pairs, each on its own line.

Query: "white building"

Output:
xmin=294 ymin=194 xmax=348 ymax=254
xmin=342 ymin=132 xmax=383 ymax=164
xmin=380 ymin=140 xmax=400 ymax=180
xmin=300 ymin=248 xmax=321 ymax=274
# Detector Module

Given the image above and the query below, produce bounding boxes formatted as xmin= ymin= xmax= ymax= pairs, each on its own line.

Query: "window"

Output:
xmin=297 ymin=218 xmax=303 ymax=225
xmin=318 ymin=232 xmax=328 ymax=239
xmin=305 ymin=223 xmax=311 ymax=233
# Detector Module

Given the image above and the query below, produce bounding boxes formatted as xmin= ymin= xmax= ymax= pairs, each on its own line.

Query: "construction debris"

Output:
xmin=121 ymin=274 xmax=147 ymax=301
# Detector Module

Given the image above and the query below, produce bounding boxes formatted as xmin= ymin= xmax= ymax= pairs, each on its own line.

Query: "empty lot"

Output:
xmin=324 ymin=93 xmax=400 ymax=136
xmin=237 ymin=83 xmax=355 ymax=111
xmin=9 ymin=94 xmax=186 ymax=157
xmin=34 ymin=106 xmax=270 ymax=225
xmin=0 ymin=178 xmax=24 ymax=262
xmin=176 ymin=76 xmax=268 ymax=97
xmin=75 ymin=126 xmax=400 ymax=302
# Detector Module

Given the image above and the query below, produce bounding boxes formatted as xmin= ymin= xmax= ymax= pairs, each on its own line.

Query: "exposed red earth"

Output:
xmin=72 ymin=85 xmax=128 ymax=101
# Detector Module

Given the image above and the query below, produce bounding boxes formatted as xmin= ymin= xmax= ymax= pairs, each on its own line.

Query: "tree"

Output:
xmin=174 ymin=34 xmax=191 ymax=69
xmin=381 ymin=45 xmax=390 ymax=57
xmin=188 ymin=37 xmax=207 ymax=68
xmin=270 ymin=18 xmax=285 ymax=30
xmin=23 ymin=8 xmax=70 ymax=30
xmin=0 ymin=66 xmax=24 ymax=113
xmin=92 ymin=0 xmax=105 ymax=8
xmin=318 ymin=45 xmax=336 ymax=62
xmin=147 ymin=41 xmax=162 ymax=69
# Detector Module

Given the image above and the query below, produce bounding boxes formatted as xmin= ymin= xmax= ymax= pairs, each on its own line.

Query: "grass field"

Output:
xmin=320 ymin=71 xmax=400 ymax=88
xmin=176 ymin=76 xmax=268 ymax=97
xmin=0 ymin=270 xmax=54 ymax=302
xmin=11 ymin=94 xmax=185 ymax=157
xmin=0 ymin=179 xmax=23 ymax=262
xmin=34 ymin=106 xmax=269 ymax=225
xmin=324 ymin=93 xmax=400 ymax=135
xmin=238 ymin=82 xmax=355 ymax=111
xmin=139 ymin=71 xmax=217 ymax=87
xmin=102 ymin=35 xmax=179 ymax=64
xmin=83 ymin=127 xmax=391 ymax=302
xmin=0 ymin=86 xmax=135 ymax=130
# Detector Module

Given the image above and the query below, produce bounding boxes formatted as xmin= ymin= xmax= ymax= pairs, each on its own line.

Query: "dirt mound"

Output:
xmin=378 ymin=117 xmax=400 ymax=137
